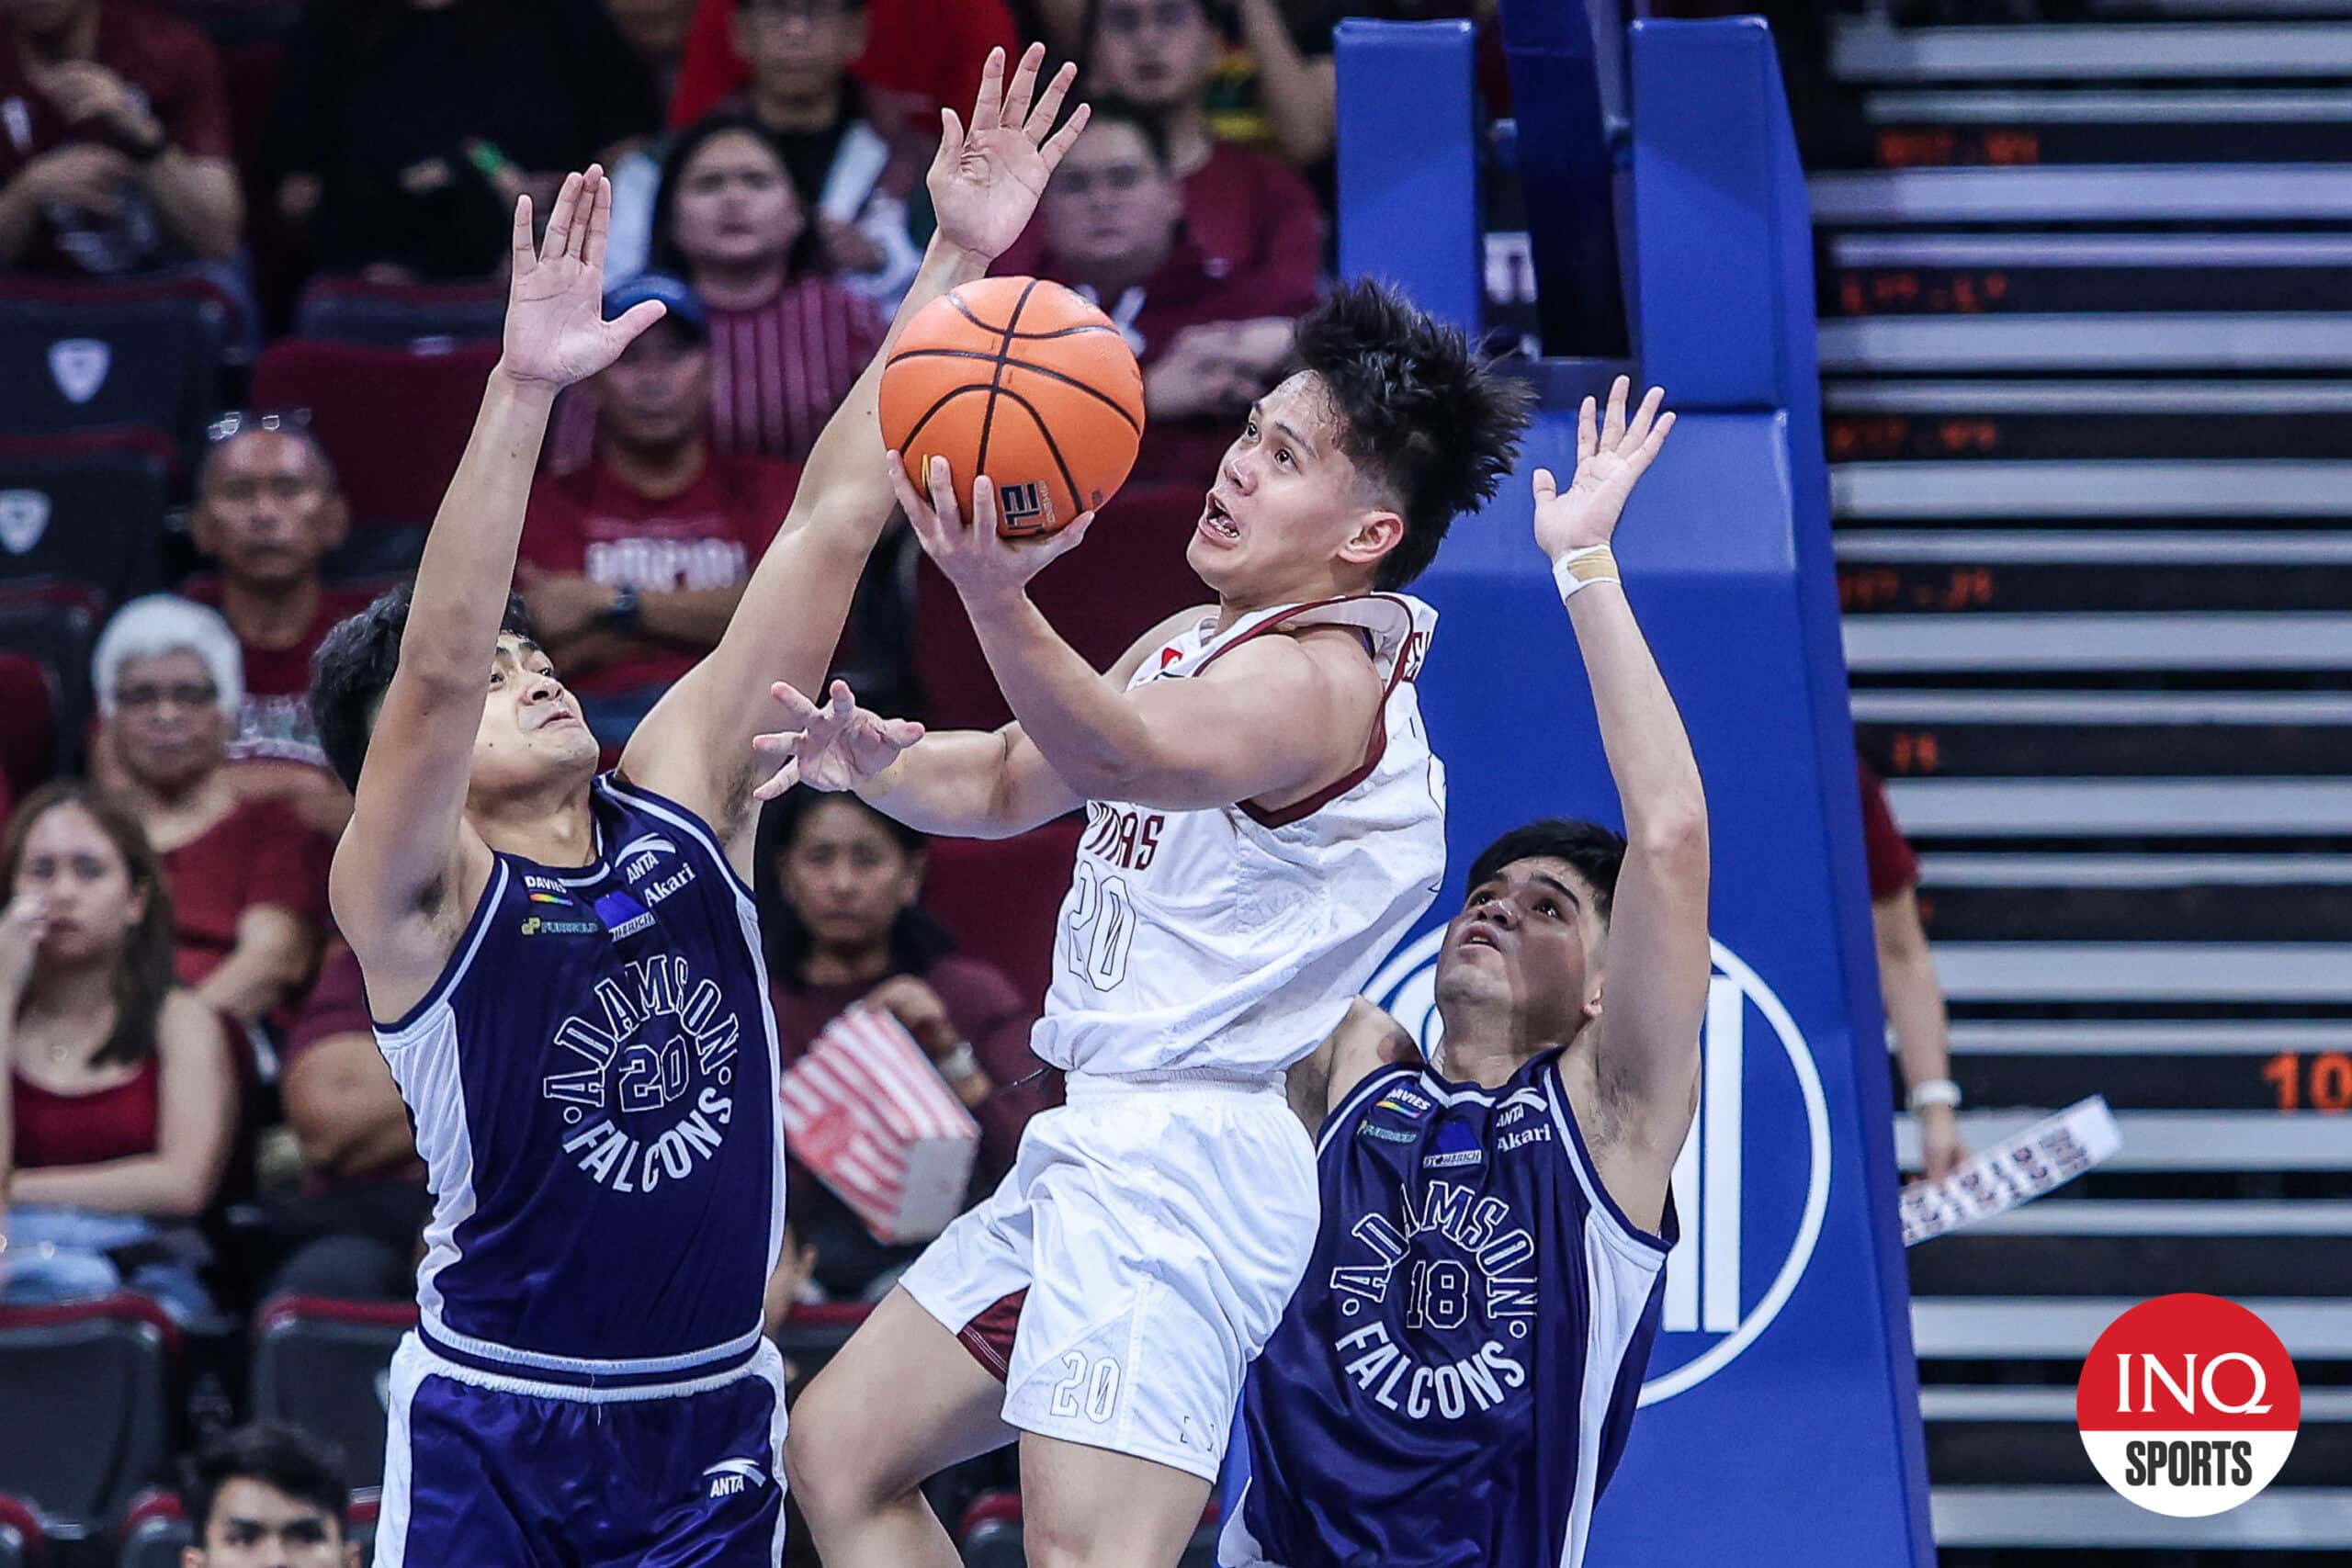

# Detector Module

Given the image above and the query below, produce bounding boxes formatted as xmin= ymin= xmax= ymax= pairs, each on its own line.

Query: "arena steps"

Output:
xmin=1820 ymin=3 xmax=2352 ymax=1554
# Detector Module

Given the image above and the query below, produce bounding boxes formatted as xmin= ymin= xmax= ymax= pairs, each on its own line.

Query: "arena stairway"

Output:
xmin=1812 ymin=1 xmax=2352 ymax=1559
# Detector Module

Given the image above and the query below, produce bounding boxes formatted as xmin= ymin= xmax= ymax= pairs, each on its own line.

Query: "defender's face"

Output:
xmin=1434 ymin=856 xmax=1604 ymax=1045
xmin=1189 ymin=372 xmax=1397 ymax=601
xmin=470 ymin=635 xmax=596 ymax=791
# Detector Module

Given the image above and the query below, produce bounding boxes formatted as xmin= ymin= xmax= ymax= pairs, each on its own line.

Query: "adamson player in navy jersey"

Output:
xmin=1227 ymin=380 xmax=1708 ymax=1568
xmin=305 ymin=52 xmax=1089 ymax=1567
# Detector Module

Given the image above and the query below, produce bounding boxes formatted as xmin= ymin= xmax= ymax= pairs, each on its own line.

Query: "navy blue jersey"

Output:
xmin=374 ymin=776 xmax=783 ymax=1384
xmin=1230 ymin=1049 xmax=1675 ymax=1568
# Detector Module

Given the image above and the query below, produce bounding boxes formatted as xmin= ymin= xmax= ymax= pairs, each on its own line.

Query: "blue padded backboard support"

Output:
xmin=1496 ymin=0 xmax=1631 ymax=356
xmin=1334 ymin=19 xmax=1483 ymax=334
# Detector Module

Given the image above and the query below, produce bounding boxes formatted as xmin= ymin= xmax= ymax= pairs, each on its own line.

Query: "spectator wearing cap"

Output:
xmin=183 ymin=1422 xmax=359 ymax=1568
xmin=182 ymin=414 xmax=374 ymax=836
xmin=521 ymin=274 xmax=805 ymax=747
xmin=92 ymin=596 xmax=327 ymax=1030
xmin=1035 ymin=101 xmax=1312 ymax=429
xmin=608 ymin=0 xmax=926 ymax=309
xmin=996 ymin=0 xmax=1323 ymax=310
xmin=0 ymin=0 xmax=242 ymax=275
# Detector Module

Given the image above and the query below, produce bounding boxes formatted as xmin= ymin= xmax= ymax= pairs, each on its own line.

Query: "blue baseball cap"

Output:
xmin=605 ymin=273 xmax=707 ymax=342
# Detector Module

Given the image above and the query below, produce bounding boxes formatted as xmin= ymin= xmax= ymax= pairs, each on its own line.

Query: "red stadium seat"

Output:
xmin=0 ymin=1494 xmax=44 ymax=1568
xmin=249 ymin=1296 xmax=418 ymax=1492
xmin=249 ymin=340 xmax=503 ymax=577
xmin=0 ymin=279 xmax=234 ymax=453
xmin=956 ymin=1491 xmax=1023 ymax=1568
xmin=912 ymin=481 xmax=1208 ymax=733
xmin=922 ymin=818 xmax=1082 ymax=1013
xmin=0 ymin=581 xmax=107 ymax=782
xmin=0 ymin=1295 xmax=180 ymax=1527
xmin=115 ymin=1489 xmax=187 ymax=1568
xmin=294 ymin=278 xmax=509 ymax=350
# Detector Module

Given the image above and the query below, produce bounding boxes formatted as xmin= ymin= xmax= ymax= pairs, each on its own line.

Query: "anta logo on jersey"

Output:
xmin=540 ymin=954 xmax=744 ymax=1194
xmin=1324 ymin=1180 xmax=1539 ymax=1423
xmin=1080 ymin=803 xmax=1163 ymax=871
xmin=1365 ymin=931 xmax=1832 ymax=1406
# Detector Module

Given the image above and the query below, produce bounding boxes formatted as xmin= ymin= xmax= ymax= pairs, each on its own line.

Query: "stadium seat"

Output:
xmin=249 ymin=1296 xmax=417 ymax=1492
xmin=249 ymin=340 xmax=501 ymax=577
xmin=0 ymin=440 xmax=171 ymax=610
xmin=294 ymin=278 xmax=508 ymax=350
xmin=773 ymin=1301 xmax=870 ymax=1393
xmin=922 ymin=818 xmax=1083 ymax=1014
xmin=0 ymin=279 xmax=233 ymax=451
xmin=0 ymin=1494 xmax=43 ymax=1568
xmin=913 ymin=481 xmax=1207 ymax=732
xmin=0 ymin=1296 xmax=179 ymax=1526
xmin=115 ymin=1490 xmax=187 ymax=1568
xmin=956 ymin=1491 xmax=1023 ymax=1568
xmin=0 ymin=581 xmax=105 ymax=780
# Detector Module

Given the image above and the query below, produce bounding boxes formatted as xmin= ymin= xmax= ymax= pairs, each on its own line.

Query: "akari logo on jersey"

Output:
xmin=1365 ymin=932 xmax=1830 ymax=1405
xmin=2077 ymin=1294 xmax=2301 ymax=1517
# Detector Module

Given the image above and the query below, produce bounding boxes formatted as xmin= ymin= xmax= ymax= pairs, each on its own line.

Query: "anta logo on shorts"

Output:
xmin=701 ymin=1460 xmax=769 ymax=1500
xmin=1325 ymin=1180 xmax=1539 ymax=1424
xmin=540 ymin=954 xmax=744 ymax=1194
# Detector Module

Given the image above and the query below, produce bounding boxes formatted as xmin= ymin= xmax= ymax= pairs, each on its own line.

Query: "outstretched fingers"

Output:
xmin=510 ymin=195 xmax=536 ymax=276
xmin=540 ymin=170 xmax=583 ymax=265
xmin=1576 ymin=395 xmax=1598 ymax=465
xmin=1600 ymin=375 xmax=1630 ymax=450
xmin=751 ymin=756 xmax=802 ymax=802
xmin=1000 ymin=42 xmax=1046 ymax=135
xmin=1621 ymin=385 xmax=1668 ymax=453
xmin=967 ymin=47 xmax=1007 ymax=135
xmin=584 ymin=164 xmax=612 ymax=270
xmin=1531 ymin=467 xmax=1560 ymax=504
xmin=1024 ymin=58 xmax=1079 ymax=143
xmin=1040 ymin=100 xmax=1092 ymax=172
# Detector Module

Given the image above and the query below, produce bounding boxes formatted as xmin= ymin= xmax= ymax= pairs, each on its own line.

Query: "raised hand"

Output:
xmin=929 ymin=44 xmax=1090 ymax=265
xmin=1531 ymin=376 xmax=1675 ymax=562
xmin=501 ymin=167 xmax=667 ymax=391
xmin=0 ymin=895 xmax=52 ymax=1005
xmin=889 ymin=453 xmax=1094 ymax=610
xmin=752 ymin=680 xmax=926 ymax=800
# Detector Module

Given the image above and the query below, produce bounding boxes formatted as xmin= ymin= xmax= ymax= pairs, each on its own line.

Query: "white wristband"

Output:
xmin=1908 ymin=1077 xmax=1962 ymax=1113
xmin=935 ymin=1041 xmax=981 ymax=1084
xmin=1552 ymin=544 xmax=1621 ymax=602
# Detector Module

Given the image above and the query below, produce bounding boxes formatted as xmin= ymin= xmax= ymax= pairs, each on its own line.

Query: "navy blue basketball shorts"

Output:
xmin=375 ymin=1332 xmax=787 ymax=1566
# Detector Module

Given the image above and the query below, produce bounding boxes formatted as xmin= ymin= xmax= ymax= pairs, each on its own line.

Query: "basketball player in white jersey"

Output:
xmin=761 ymin=284 xmax=1532 ymax=1566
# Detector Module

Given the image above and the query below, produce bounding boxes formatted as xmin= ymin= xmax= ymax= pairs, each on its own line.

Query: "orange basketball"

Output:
xmin=878 ymin=276 xmax=1146 ymax=538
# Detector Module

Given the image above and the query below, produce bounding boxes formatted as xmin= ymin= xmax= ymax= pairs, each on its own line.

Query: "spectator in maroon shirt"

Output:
xmin=184 ymin=415 xmax=372 ymax=836
xmin=0 ymin=0 xmax=242 ymax=274
xmin=756 ymin=788 xmax=1055 ymax=1301
xmin=523 ymin=274 xmax=805 ymax=746
xmin=1035 ymin=100 xmax=1312 ymax=428
xmin=1859 ymin=755 xmax=1966 ymax=1182
xmin=998 ymin=0 xmax=1323 ymax=308
xmin=92 ymin=596 xmax=327 ymax=1031
xmin=262 ymin=940 xmax=431 ymax=1301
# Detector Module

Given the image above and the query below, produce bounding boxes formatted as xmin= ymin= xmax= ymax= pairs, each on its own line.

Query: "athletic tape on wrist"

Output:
xmin=1553 ymin=545 xmax=1621 ymax=602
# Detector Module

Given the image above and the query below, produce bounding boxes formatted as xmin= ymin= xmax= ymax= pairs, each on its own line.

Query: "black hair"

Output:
xmin=1071 ymin=96 xmax=1174 ymax=172
xmin=1289 ymin=277 xmax=1534 ymax=590
xmin=311 ymin=581 xmax=537 ymax=792
xmin=185 ymin=1422 xmax=351 ymax=1545
xmin=650 ymin=113 xmax=828 ymax=282
xmin=1465 ymin=818 xmax=1626 ymax=924
xmin=753 ymin=789 xmax=957 ymax=988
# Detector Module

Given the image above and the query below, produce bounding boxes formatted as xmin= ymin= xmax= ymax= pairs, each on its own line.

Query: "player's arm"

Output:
xmin=1544 ymin=382 xmax=1710 ymax=1186
xmin=752 ymin=604 xmax=1206 ymax=838
xmin=330 ymin=173 xmax=663 ymax=999
xmin=1285 ymin=998 xmax=1420 ymax=1133
xmin=618 ymin=47 xmax=1088 ymax=865
xmin=893 ymin=461 xmax=1385 ymax=811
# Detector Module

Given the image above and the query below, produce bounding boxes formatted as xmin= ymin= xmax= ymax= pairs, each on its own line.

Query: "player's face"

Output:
xmin=1040 ymin=120 xmax=1182 ymax=276
xmin=670 ymin=132 xmax=806 ymax=274
xmin=13 ymin=803 xmax=145 ymax=967
xmin=777 ymin=796 xmax=922 ymax=959
xmin=1433 ymin=857 xmax=1604 ymax=1046
xmin=109 ymin=649 xmax=233 ymax=792
xmin=470 ymin=635 xmax=596 ymax=792
xmin=190 ymin=1477 xmax=351 ymax=1568
xmin=1191 ymin=372 xmax=1401 ymax=602
xmin=733 ymin=0 xmax=869 ymax=97
xmin=195 ymin=431 xmax=344 ymax=592
xmin=1090 ymin=0 xmax=1219 ymax=109
xmin=593 ymin=327 xmax=711 ymax=452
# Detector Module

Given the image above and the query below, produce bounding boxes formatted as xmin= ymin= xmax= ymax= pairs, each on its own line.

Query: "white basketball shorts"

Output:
xmin=899 ymin=1074 xmax=1318 ymax=1483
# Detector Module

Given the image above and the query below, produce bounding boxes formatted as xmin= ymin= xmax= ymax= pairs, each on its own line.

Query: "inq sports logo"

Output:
xmin=1363 ymin=932 xmax=1832 ymax=1404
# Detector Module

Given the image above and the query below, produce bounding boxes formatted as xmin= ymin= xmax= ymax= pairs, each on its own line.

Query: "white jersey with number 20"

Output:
xmin=1030 ymin=593 xmax=1447 ymax=1080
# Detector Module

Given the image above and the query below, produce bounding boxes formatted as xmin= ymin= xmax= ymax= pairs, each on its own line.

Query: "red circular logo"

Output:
xmin=2076 ymin=1293 xmax=2301 ymax=1517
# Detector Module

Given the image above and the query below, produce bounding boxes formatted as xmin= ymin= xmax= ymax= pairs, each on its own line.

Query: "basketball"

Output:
xmin=878 ymin=276 xmax=1146 ymax=538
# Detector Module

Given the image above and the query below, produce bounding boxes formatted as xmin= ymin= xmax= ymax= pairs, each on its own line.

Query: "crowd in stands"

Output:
xmin=1 ymin=0 xmax=1473 ymax=1369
